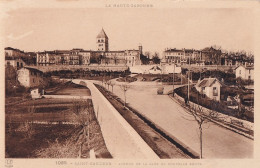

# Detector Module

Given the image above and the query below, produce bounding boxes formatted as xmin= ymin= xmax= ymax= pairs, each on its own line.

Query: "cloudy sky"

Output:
xmin=2 ymin=1 xmax=256 ymax=55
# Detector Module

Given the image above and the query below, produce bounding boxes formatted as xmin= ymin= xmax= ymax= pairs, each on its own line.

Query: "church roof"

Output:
xmin=97 ymin=28 xmax=108 ymax=38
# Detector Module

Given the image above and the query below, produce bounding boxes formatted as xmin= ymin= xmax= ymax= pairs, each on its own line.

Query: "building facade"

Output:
xmin=235 ymin=65 xmax=254 ymax=80
xmin=5 ymin=47 xmax=26 ymax=58
xmin=96 ymin=28 xmax=109 ymax=51
xmin=36 ymin=29 xmax=141 ymax=67
xmin=5 ymin=58 xmax=26 ymax=69
xmin=195 ymin=78 xmax=224 ymax=101
xmin=163 ymin=48 xmax=202 ymax=65
xmin=17 ymin=67 xmax=43 ymax=88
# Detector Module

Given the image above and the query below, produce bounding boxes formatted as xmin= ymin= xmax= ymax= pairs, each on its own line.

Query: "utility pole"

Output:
xmin=187 ymin=51 xmax=190 ymax=102
xmin=181 ymin=73 xmax=183 ymax=85
xmin=172 ymin=59 xmax=175 ymax=97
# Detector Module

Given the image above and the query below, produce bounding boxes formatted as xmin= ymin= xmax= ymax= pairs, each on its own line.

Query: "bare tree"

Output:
xmin=119 ymin=81 xmax=130 ymax=109
xmin=110 ymin=81 xmax=116 ymax=93
xmin=152 ymin=52 xmax=161 ymax=64
xmin=71 ymin=99 xmax=91 ymax=158
xmin=114 ymin=55 xmax=117 ymax=65
xmin=183 ymin=100 xmax=220 ymax=159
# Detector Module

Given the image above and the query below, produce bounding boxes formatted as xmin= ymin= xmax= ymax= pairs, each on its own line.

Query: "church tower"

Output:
xmin=96 ymin=28 xmax=109 ymax=51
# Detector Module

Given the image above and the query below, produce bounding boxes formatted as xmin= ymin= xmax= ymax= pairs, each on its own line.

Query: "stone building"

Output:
xmin=36 ymin=28 xmax=141 ymax=67
xmin=96 ymin=28 xmax=109 ymax=51
xmin=162 ymin=48 xmax=202 ymax=65
xmin=5 ymin=58 xmax=26 ymax=69
xmin=17 ymin=67 xmax=43 ymax=88
xmin=5 ymin=47 xmax=26 ymax=58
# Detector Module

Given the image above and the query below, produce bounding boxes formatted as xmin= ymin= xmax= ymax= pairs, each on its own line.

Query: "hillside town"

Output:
xmin=5 ymin=28 xmax=254 ymax=159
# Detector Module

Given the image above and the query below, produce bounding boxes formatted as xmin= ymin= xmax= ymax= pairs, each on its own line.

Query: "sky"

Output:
xmin=2 ymin=3 xmax=256 ymax=56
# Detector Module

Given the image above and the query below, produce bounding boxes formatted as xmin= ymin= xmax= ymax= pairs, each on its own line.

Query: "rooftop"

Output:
xmin=20 ymin=67 xmax=43 ymax=74
xmin=197 ymin=77 xmax=224 ymax=88
xmin=97 ymin=28 xmax=108 ymax=38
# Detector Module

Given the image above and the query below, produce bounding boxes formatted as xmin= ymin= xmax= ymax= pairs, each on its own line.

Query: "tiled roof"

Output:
xmin=97 ymin=28 xmax=108 ymax=38
xmin=5 ymin=47 xmax=25 ymax=53
xmin=165 ymin=49 xmax=183 ymax=52
xmin=234 ymin=65 xmax=254 ymax=70
xmin=21 ymin=67 xmax=43 ymax=74
xmin=197 ymin=78 xmax=224 ymax=87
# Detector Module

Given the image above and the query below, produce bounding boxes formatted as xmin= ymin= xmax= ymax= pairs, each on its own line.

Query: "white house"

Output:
xmin=235 ymin=65 xmax=254 ymax=80
xmin=17 ymin=67 xmax=43 ymax=87
xmin=195 ymin=78 xmax=224 ymax=101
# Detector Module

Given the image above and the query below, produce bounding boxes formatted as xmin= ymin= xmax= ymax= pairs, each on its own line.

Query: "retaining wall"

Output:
xmin=72 ymin=79 xmax=159 ymax=159
xmin=173 ymin=93 xmax=253 ymax=132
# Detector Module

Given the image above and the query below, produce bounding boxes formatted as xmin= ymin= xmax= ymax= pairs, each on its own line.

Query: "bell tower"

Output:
xmin=96 ymin=28 xmax=109 ymax=51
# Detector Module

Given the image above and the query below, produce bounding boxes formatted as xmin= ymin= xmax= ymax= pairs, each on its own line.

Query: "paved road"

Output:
xmin=109 ymin=81 xmax=253 ymax=159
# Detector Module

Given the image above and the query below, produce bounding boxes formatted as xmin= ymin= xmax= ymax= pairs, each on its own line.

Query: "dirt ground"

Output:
xmin=47 ymin=81 xmax=91 ymax=96
xmin=5 ymin=83 xmax=111 ymax=158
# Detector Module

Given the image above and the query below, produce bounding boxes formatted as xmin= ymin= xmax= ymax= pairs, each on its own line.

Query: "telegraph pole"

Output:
xmin=172 ymin=59 xmax=175 ymax=97
xmin=187 ymin=51 xmax=190 ymax=102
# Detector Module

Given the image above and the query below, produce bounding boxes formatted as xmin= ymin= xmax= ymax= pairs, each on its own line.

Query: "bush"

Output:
xmin=174 ymin=86 xmax=243 ymax=119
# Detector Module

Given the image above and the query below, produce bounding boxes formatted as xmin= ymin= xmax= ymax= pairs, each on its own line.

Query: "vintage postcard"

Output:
xmin=0 ymin=0 xmax=260 ymax=168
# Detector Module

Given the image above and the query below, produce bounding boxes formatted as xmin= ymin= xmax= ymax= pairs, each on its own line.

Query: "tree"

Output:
xmin=119 ymin=80 xmax=130 ymax=109
xmin=114 ymin=55 xmax=118 ymax=65
xmin=140 ymin=54 xmax=150 ymax=65
xmin=202 ymin=46 xmax=222 ymax=65
xmin=107 ymin=80 xmax=115 ymax=93
xmin=5 ymin=65 xmax=20 ymax=96
xmin=72 ymin=99 xmax=91 ymax=157
xmin=144 ymin=51 xmax=151 ymax=59
xmin=183 ymin=99 xmax=220 ymax=159
xmin=152 ymin=52 xmax=161 ymax=64
xmin=110 ymin=81 xmax=115 ymax=93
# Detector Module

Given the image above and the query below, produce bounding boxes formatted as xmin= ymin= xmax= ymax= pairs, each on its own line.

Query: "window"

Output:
xmin=239 ymin=70 xmax=241 ymax=74
xmin=213 ymin=87 xmax=218 ymax=96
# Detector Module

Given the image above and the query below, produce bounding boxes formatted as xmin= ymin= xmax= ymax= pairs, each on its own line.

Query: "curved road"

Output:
xmin=108 ymin=81 xmax=253 ymax=159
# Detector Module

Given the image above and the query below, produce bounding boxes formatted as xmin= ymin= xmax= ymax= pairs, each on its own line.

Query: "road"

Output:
xmin=108 ymin=81 xmax=253 ymax=159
